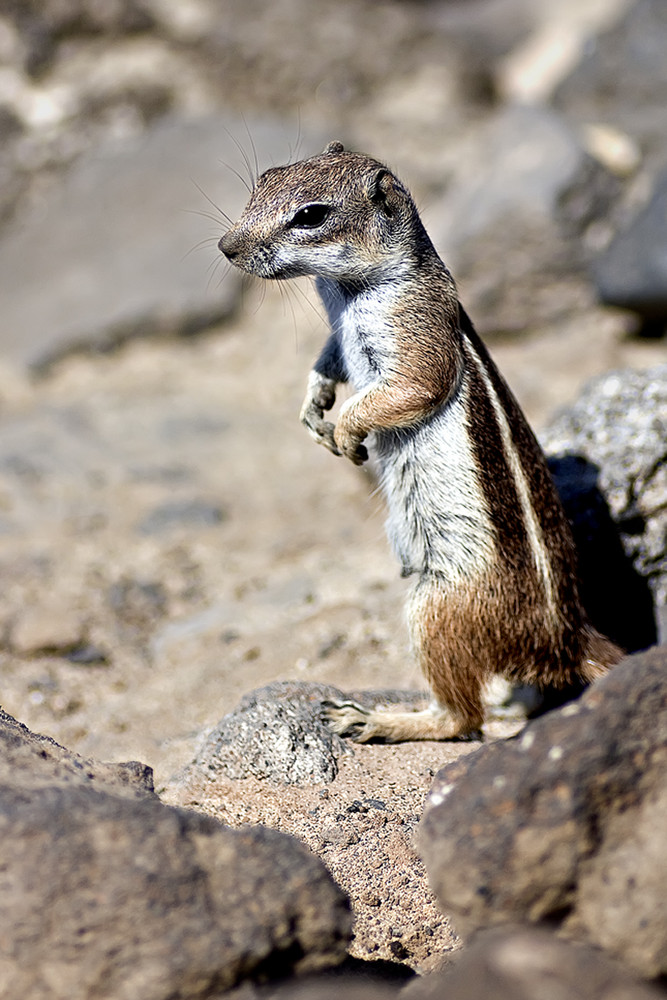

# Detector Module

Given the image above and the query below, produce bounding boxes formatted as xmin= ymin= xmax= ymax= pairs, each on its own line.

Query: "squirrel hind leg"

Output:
xmin=322 ymin=699 xmax=483 ymax=743
xmin=577 ymin=624 xmax=625 ymax=683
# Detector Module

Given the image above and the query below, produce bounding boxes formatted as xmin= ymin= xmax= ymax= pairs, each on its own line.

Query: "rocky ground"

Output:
xmin=0 ymin=0 xmax=666 ymax=996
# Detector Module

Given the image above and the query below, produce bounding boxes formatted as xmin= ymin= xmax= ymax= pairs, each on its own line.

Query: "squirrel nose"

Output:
xmin=218 ymin=231 xmax=241 ymax=259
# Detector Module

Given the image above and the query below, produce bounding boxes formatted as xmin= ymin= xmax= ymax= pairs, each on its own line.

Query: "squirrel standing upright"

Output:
xmin=219 ymin=141 xmax=623 ymax=741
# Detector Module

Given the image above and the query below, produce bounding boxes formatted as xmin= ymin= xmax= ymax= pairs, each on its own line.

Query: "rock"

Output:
xmin=417 ymin=646 xmax=667 ymax=978
xmin=403 ymin=926 xmax=665 ymax=1000
xmin=12 ymin=0 xmax=157 ymax=75
xmin=0 ymin=114 xmax=316 ymax=371
xmin=0 ymin=706 xmax=154 ymax=798
xmin=425 ymin=105 xmax=619 ymax=336
xmin=591 ymin=168 xmax=667 ymax=328
xmin=554 ymin=0 xmax=667 ymax=172
xmin=0 ymin=710 xmax=351 ymax=998
xmin=192 ymin=681 xmax=352 ymax=785
xmin=541 ymin=364 xmax=667 ymax=643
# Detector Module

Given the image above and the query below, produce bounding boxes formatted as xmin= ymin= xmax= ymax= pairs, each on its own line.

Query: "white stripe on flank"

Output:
xmin=463 ymin=339 xmax=558 ymax=621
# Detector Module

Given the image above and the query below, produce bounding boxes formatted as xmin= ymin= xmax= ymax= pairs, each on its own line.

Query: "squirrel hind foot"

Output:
xmin=322 ymin=698 xmax=483 ymax=743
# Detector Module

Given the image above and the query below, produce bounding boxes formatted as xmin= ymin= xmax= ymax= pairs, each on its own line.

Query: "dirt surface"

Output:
xmin=166 ymin=715 xmax=522 ymax=973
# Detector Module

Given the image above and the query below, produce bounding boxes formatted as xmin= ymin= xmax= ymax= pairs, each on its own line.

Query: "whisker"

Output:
xmin=182 ymin=236 xmax=223 ymax=263
xmin=188 ymin=179 xmax=234 ymax=225
xmin=222 ymin=124 xmax=257 ymax=191
xmin=288 ymin=110 xmax=304 ymax=164
xmin=218 ymin=155 xmax=253 ymax=194
xmin=205 ymin=254 xmax=229 ymax=293
xmin=240 ymin=113 xmax=260 ymax=186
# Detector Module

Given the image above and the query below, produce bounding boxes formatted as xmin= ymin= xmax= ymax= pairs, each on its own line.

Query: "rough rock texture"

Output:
xmin=417 ymin=646 xmax=667 ymax=978
xmin=403 ymin=927 xmax=666 ymax=1000
xmin=541 ymin=364 xmax=667 ymax=642
xmin=193 ymin=681 xmax=351 ymax=784
xmin=0 ymin=711 xmax=351 ymax=999
xmin=0 ymin=705 xmax=154 ymax=797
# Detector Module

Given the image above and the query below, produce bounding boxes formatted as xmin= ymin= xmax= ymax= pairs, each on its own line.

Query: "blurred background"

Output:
xmin=0 ymin=0 xmax=664 ymax=783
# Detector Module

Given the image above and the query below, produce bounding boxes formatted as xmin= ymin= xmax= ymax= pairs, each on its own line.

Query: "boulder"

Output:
xmin=0 ymin=709 xmax=351 ymax=998
xmin=554 ymin=0 xmax=667 ymax=172
xmin=0 ymin=114 xmax=316 ymax=371
xmin=425 ymin=105 xmax=619 ymax=336
xmin=403 ymin=926 xmax=665 ymax=1000
xmin=542 ymin=364 xmax=667 ymax=644
xmin=417 ymin=646 xmax=667 ymax=978
xmin=0 ymin=705 xmax=154 ymax=798
xmin=591 ymin=168 xmax=667 ymax=328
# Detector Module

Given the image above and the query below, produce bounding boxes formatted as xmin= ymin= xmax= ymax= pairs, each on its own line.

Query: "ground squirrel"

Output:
xmin=218 ymin=140 xmax=623 ymax=742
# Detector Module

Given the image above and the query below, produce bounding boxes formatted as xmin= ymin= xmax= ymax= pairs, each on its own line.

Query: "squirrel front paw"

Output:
xmin=300 ymin=373 xmax=341 ymax=456
xmin=333 ymin=424 xmax=368 ymax=466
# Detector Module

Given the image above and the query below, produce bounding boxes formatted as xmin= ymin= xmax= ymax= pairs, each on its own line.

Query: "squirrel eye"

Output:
xmin=289 ymin=204 xmax=331 ymax=228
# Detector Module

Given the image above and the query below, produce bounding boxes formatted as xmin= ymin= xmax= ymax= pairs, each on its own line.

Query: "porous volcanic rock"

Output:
xmin=542 ymin=364 xmax=667 ymax=644
xmin=0 ymin=710 xmax=351 ymax=999
xmin=417 ymin=646 xmax=667 ymax=978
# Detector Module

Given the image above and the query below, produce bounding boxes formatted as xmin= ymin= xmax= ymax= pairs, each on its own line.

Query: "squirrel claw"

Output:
xmin=322 ymin=699 xmax=372 ymax=740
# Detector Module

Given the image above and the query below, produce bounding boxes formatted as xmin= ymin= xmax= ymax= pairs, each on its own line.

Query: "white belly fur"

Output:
xmin=320 ymin=280 xmax=496 ymax=583
xmin=374 ymin=392 xmax=497 ymax=582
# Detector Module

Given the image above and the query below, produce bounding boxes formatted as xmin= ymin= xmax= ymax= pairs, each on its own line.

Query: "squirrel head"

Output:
xmin=219 ymin=143 xmax=428 ymax=285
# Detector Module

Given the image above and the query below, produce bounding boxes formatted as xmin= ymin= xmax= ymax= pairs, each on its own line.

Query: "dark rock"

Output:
xmin=403 ymin=926 xmax=665 ymax=1000
xmin=425 ymin=105 xmax=619 ymax=335
xmin=417 ymin=646 xmax=667 ymax=978
xmin=13 ymin=0 xmax=157 ymax=76
xmin=591 ymin=168 xmax=667 ymax=327
xmin=0 ymin=114 xmax=317 ymax=371
xmin=0 ymin=711 xmax=351 ymax=998
xmin=541 ymin=365 xmax=667 ymax=643
xmin=0 ymin=706 xmax=155 ymax=797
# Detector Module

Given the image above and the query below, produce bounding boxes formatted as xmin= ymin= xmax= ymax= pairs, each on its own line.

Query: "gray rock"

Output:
xmin=425 ymin=105 xmax=619 ymax=335
xmin=554 ymin=0 xmax=667 ymax=172
xmin=417 ymin=646 xmax=667 ymax=979
xmin=591 ymin=168 xmax=667 ymax=327
xmin=0 ymin=710 xmax=351 ymax=998
xmin=541 ymin=365 xmax=667 ymax=643
xmin=193 ymin=681 xmax=352 ymax=785
xmin=0 ymin=706 xmax=154 ymax=798
xmin=0 ymin=114 xmax=316 ymax=371
xmin=403 ymin=926 xmax=665 ymax=1000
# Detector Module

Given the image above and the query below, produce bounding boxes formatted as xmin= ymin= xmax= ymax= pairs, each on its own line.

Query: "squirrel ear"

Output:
xmin=368 ymin=168 xmax=399 ymax=214
xmin=323 ymin=141 xmax=344 ymax=155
